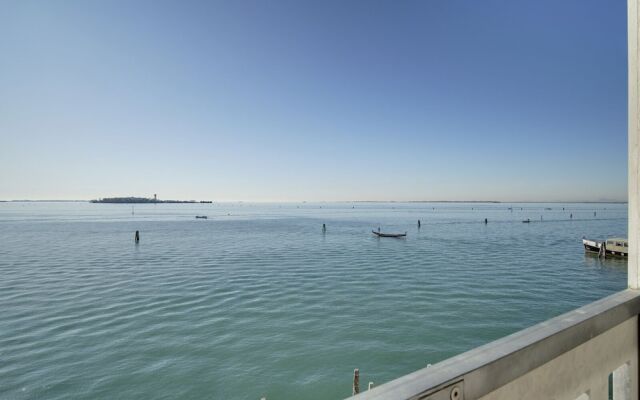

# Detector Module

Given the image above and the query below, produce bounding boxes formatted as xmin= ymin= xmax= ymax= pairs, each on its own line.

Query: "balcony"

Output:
xmin=347 ymin=289 xmax=639 ymax=400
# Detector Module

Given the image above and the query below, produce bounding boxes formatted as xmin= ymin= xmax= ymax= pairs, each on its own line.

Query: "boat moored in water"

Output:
xmin=195 ymin=215 xmax=208 ymax=219
xmin=582 ymin=237 xmax=628 ymax=258
xmin=372 ymin=230 xmax=407 ymax=238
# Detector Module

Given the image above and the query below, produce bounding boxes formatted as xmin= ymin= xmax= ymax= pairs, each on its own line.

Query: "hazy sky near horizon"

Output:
xmin=0 ymin=0 xmax=628 ymax=202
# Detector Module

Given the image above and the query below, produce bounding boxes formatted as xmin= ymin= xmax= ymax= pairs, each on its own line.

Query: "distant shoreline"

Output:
xmin=90 ymin=197 xmax=213 ymax=204
xmin=352 ymin=200 xmax=628 ymax=204
xmin=0 ymin=199 xmax=628 ymax=204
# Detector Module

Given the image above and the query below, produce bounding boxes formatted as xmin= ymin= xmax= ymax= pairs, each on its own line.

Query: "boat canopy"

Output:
xmin=606 ymin=238 xmax=628 ymax=247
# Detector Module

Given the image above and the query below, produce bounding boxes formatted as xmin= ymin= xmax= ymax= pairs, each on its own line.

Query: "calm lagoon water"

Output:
xmin=0 ymin=202 xmax=628 ymax=399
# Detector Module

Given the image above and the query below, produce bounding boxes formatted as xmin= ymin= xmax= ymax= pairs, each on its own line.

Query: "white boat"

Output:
xmin=582 ymin=237 xmax=628 ymax=257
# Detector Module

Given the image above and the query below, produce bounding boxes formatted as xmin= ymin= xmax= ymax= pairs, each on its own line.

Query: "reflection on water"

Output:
xmin=583 ymin=252 xmax=628 ymax=270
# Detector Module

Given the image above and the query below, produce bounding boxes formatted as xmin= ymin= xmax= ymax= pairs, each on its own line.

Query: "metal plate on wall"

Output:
xmin=416 ymin=380 xmax=464 ymax=400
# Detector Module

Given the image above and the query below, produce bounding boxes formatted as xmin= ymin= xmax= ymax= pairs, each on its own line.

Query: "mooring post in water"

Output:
xmin=600 ymin=242 xmax=607 ymax=259
xmin=134 ymin=230 xmax=140 ymax=243
xmin=484 ymin=218 xmax=488 ymax=224
xmin=417 ymin=219 xmax=421 ymax=228
xmin=353 ymin=368 xmax=360 ymax=395
xmin=322 ymin=223 xmax=326 ymax=232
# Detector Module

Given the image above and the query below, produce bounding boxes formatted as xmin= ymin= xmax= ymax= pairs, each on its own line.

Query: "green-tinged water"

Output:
xmin=0 ymin=202 xmax=628 ymax=399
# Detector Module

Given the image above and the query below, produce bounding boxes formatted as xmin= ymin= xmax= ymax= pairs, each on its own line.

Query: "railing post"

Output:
xmin=629 ymin=0 xmax=640 ymax=290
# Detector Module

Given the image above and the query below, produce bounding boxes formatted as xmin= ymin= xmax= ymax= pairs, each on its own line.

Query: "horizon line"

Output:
xmin=0 ymin=199 xmax=629 ymax=204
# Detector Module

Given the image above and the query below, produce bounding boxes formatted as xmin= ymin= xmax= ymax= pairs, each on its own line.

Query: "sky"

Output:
xmin=0 ymin=0 xmax=628 ymax=202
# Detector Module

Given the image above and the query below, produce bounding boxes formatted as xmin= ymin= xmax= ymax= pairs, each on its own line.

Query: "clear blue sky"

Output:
xmin=0 ymin=0 xmax=628 ymax=202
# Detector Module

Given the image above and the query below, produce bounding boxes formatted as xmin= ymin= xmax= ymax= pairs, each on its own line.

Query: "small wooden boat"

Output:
xmin=522 ymin=219 xmax=531 ymax=223
xmin=582 ymin=237 xmax=628 ymax=258
xmin=372 ymin=230 xmax=407 ymax=238
xmin=195 ymin=215 xmax=208 ymax=219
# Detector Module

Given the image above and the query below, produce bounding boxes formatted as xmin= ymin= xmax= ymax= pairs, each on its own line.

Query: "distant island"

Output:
xmin=91 ymin=196 xmax=212 ymax=204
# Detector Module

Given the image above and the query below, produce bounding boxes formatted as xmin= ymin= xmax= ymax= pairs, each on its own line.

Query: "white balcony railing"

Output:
xmin=345 ymin=289 xmax=639 ymax=400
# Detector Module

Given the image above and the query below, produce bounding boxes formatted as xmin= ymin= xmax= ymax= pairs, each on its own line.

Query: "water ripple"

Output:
xmin=0 ymin=202 xmax=628 ymax=399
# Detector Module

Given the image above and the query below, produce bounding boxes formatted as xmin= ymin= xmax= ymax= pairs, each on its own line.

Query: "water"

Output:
xmin=0 ymin=202 xmax=628 ymax=400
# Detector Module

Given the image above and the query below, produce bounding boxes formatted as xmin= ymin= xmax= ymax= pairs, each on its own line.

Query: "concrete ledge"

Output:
xmin=346 ymin=289 xmax=640 ymax=400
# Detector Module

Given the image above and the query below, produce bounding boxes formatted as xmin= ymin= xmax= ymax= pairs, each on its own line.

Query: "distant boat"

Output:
xmin=522 ymin=219 xmax=531 ymax=223
xmin=582 ymin=237 xmax=628 ymax=258
xmin=195 ymin=215 xmax=208 ymax=219
xmin=372 ymin=230 xmax=407 ymax=238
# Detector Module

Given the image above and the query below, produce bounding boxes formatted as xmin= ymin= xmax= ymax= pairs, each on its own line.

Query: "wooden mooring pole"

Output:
xmin=600 ymin=242 xmax=607 ymax=259
xmin=353 ymin=368 xmax=360 ymax=395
